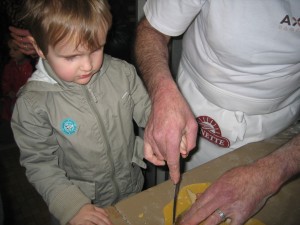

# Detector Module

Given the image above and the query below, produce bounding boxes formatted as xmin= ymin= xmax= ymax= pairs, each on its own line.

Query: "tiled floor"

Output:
xmin=0 ymin=121 xmax=51 ymax=225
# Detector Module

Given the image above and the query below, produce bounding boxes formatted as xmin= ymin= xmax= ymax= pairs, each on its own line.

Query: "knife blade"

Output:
xmin=172 ymin=180 xmax=180 ymax=224
xmin=172 ymin=159 xmax=182 ymax=224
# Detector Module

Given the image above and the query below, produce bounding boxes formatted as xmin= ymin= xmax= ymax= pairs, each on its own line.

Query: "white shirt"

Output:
xmin=144 ymin=0 xmax=300 ymax=114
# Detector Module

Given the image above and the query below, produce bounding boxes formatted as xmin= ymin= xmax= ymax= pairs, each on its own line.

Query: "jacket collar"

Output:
xmin=29 ymin=54 xmax=112 ymax=89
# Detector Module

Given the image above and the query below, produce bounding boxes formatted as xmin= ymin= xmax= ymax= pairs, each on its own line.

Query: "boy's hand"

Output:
xmin=68 ymin=204 xmax=113 ymax=225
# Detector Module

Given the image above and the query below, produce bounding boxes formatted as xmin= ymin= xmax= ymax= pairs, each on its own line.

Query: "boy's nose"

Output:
xmin=81 ymin=56 xmax=93 ymax=71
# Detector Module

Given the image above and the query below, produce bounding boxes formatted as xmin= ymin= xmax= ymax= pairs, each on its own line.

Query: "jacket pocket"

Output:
xmin=70 ymin=179 xmax=96 ymax=201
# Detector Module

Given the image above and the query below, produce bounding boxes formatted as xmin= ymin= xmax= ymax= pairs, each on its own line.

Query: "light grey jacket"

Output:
xmin=11 ymin=55 xmax=151 ymax=225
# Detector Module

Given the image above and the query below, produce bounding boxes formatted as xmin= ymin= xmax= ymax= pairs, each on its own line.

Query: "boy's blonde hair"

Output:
xmin=24 ymin=0 xmax=112 ymax=55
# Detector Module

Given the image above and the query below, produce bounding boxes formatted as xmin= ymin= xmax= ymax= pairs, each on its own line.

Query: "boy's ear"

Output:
xmin=28 ymin=36 xmax=46 ymax=59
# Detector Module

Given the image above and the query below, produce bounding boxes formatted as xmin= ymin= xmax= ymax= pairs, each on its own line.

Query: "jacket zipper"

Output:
xmin=81 ymin=85 xmax=121 ymax=201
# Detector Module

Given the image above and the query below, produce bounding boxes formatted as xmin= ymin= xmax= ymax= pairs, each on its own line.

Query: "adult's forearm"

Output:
xmin=255 ymin=133 xmax=300 ymax=195
xmin=274 ymin=133 xmax=300 ymax=178
xmin=135 ymin=18 xmax=174 ymax=97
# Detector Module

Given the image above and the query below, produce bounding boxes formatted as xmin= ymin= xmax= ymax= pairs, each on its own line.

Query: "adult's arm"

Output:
xmin=134 ymin=18 xmax=198 ymax=184
xmin=178 ymin=133 xmax=300 ymax=225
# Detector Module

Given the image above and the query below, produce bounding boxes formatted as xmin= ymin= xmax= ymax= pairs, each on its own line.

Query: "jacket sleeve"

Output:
xmin=11 ymin=93 xmax=90 ymax=225
xmin=126 ymin=64 xmax=151 ymax=128
xmin=120 ymin=62 xmax=151 ymax=169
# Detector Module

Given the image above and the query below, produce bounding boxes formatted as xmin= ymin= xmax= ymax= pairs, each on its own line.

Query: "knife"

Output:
xmin=172 ymin=159 xmax=182 ymax=224
xmin=172 ymin=180 xmax=180 ymax=224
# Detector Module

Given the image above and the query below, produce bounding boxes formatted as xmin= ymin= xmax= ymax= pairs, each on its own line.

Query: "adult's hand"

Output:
xmin=9 ymin=26 xmax=37 ymax=57
xmin=68 ymin=204 xmax=112 ymax=225
xmin=177 ymin=164 xmax=271 ymax=225
xmin=178 ymin=134 xmax=300 ymax=225
xmin=144 ymin=81 xmax=198 ymax=184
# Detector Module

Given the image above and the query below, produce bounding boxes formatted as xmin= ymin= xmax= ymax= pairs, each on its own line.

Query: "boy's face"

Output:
xmin=45 ymin=39 xmax=105 ymax=85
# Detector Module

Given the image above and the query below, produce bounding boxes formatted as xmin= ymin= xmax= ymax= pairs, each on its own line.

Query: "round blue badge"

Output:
xmin=61 ymin=118 xmax=77 ymax=135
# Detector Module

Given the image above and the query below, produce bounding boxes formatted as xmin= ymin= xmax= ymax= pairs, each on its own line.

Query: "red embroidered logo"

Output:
xmin=196 ymin=116 xmax=230 ymax=148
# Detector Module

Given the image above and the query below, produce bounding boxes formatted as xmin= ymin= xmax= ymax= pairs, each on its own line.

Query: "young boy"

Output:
xmin=11 ymin=0 xmax=151 ymax=224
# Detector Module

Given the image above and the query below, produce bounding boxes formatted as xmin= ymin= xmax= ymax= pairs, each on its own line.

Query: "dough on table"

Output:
xmin=163 ymin=183 xmax=266 ymax=225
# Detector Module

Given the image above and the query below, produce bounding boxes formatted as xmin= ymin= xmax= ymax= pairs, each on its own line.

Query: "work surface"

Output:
xmin=106 ymin=123 xmax=300 ymax=225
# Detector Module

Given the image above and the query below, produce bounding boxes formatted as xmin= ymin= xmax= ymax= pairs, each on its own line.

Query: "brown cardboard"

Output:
xmin=106 ymin=123 xmax=300 ymax=225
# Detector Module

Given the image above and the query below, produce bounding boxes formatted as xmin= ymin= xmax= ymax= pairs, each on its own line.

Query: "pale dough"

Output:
xmin=163 ymin=183 xmax=266 ymax=225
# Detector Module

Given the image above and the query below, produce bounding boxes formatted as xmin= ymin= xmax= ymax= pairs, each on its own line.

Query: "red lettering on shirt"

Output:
xmin=196 ymin=116 xmax=230 ymax=148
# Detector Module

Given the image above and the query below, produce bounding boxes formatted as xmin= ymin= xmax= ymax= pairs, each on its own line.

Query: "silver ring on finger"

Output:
xmin=215 ymin=208 xmax=226 ymax=222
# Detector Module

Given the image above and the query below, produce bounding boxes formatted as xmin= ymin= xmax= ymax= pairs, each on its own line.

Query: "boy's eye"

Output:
xmin=65 ymin=56 xmax=76 ymax=61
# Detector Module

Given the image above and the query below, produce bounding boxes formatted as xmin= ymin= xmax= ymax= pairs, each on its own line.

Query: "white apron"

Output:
xmin=178 ymin=66 xmax=300 ymax=171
